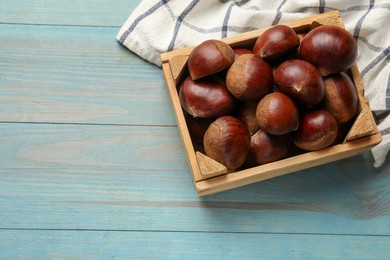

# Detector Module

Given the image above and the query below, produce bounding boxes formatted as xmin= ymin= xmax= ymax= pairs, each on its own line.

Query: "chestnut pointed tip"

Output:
xmin=274 ymin=59 xmax=325 ymax=106
xmin=253 ymin=24 xmax=300 ymax=61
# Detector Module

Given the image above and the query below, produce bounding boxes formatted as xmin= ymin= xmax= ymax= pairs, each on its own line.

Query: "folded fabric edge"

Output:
xmin=371 ymin=113 xmax=390 ymax=167
xmin=116 ymin=31 xmax=162 ymax=67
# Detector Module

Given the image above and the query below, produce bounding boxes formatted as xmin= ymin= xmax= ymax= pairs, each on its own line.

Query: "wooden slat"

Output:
xmin=0 ymin=123 xmax=389 ymax=234
xmin=162 ymin=63 xmax=203 ymax=182
xmin=196 ymin=134 xmax=381 ymax=196
xmin=0 ymin=24 xmax=175 ymax=126
xmin=2 ymin=163 xmax=387 ymax=234
xmin=1 ymin=230 xmax=389 ymax=259
xmin=0 ymin=123 xmax=186 ymax=171
xmin=0 ymin=0 xmax=138 ymax=27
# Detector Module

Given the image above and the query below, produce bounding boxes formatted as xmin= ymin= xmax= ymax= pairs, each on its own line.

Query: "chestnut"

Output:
xmin=274 ymin=59 xmax=325 ymax=106
xmin=185 ymin=113 xmax=214 ymax=147
xmin=291 ymin=108 xmax=338 ymax=151
xmin=297 ymin=33 xmax=306 ymax=43
xmin=253 ymin=24 xmax=300 ymax=61
xmin=179 ymin=76 xmax=236 ymax=118
xmin=256 ymin=92 xmax=299 ymax=135
xmin=236 ymin=101 xmax=260 ymax=135
xmin=204 ymin=116 xmax=251 ymax=170
xmin=250 ymin=130 xmax=291 ymax=165
xmin=187 ymin=39 xmax=235 ymax=80
xmin=233 ymin=48 xmax=253 ymax=59
xmin=322 ymin=72 xmax=359 ymax=123
xmin=226 ymin=54 xmax=273 ymax=101
xmin=331 ymin=122 xmax=345 ymax=146
xmin=300 ymin=25 xmax=357 ymax=76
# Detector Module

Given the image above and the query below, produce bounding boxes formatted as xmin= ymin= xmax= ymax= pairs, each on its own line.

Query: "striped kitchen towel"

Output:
xmin=117 ymin=0 xmax=390 ymax=167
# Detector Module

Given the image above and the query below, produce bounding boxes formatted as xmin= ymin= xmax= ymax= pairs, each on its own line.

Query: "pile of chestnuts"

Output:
xmin=179 ymin=24 xmax=359 ymax=171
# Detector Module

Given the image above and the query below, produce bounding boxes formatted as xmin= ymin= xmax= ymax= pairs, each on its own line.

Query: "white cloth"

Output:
xmin=117 ymin=0 xmax=390 ymax=167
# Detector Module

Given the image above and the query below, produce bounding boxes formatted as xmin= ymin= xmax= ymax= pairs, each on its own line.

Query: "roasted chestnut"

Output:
xmin=226 ymin=54 xmax=273 ymax=101
xmin=253 ymin=24 xmax=300 ymax=61
xmin=323 ymin=72 xmax=359 ymax=123
xmin=300 ymin=25 xmax=357 ymax=76
xmin=188 ymin=39 xmax=235 ymax=80
xmin=291 ymin=108 xmax=338 ymax=151
xmin=179 ymin=76 xmax=236 ymax=118
xmin=274 ymin=59 xmax=325 ymax=106
xmin=250 ymin=130 xmax=291 ymax=165
xmin=256 ymin=92 xmax=299 ymax=135
xmin=204 ymin=116 xmax=251 ymax=170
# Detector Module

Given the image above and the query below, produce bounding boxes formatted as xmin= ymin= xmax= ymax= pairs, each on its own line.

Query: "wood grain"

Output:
xmin=0 ymin=24 xmax=176 ymax=126
xmin=1 ymin=165 xmax=389 ymax=234
xmin=0 ymin=0 xmax=138 ymax=27
xmin=1 ymin=230 xmax=390 ymax=259
xmin=0 ymin=123 xmax=389 ymax=234
xmin=0 ymin=123 xmax=186 ymax=170
xmin=1 ymin=1 xmax=389 ymax=257
xmin=1 ymin=163 xmax=389 ymax=234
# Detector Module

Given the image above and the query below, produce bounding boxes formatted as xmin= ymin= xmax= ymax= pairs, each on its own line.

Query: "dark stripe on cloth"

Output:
xmin=222 ymin=3 xmax=236 ymax=38
xmin=319 ymin=0 xmax=326 ymax=13
xmin=298 ymin=3 xmax=390 ymax=13
xmin=168 ymin=0 xmax=199 ymax=51
xmin=353 ymin=0 xmax=375 ymax=41
xmin=182 ymin=22 xmax=258 ymax=34
xmin=272 ymin=0 xmax=288 ymax=25
xmin=380 ymin=126 xmax=390 ymax=136
xmin=163 ymin=1 xmax=257 ymax=35
xmin=361 ymin=46 xmax=390 ymax=77
xmin=386 ymin=73 xmax=390 ymax=110
xmin=221 ymin=0 xmax=251 ymax=38
xmin=119 ymin=0 xmax=171 ymax=44
xmin=359 ymin=36 xmax=386 ymax=52
xmin=344 ymin=2 xmax=390 ymax=12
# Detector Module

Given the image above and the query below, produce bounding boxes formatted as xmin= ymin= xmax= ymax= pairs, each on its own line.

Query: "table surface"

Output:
xmin=1 ymin=1 xmax=390 ymax=259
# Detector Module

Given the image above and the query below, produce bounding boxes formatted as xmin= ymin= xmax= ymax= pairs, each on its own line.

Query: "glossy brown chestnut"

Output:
xmin=274 ymin=59 xmax=325 ymax=106
xmin=233 ymin=48 xmax=253 ymax=59
xmin=187 ymin=39 xmax=235 ymax=80
xmin=300 ymin=25 xmax=357 ymax=76
xmin=291 ymin=109 xmax=338 ymax=151
xmin=250 ymin=130 xmax=291 ymax=165
xmin=226 ymin=54 xmax=273 ymax=101
xmin=323 ymin=72 xmax=359 ymax=123
xmin=179 ymin=76 xmax=236 ymax=118
xmin=253 ymin=24 xmax=300 ymax=61
xmin=236 ymin=101 xmax=260 ymax=135
xmin=331 ymin=122 xmax=344 ymax=146
xmin=256 ymin=92 xmax=299 ymax=135
xmin=204 ymin=116 xmax=251 ymax=170
xmin=185 ymin=113 xmax=214 ymax=147
xmin=297 ymin=33 xmax=306 ymax=43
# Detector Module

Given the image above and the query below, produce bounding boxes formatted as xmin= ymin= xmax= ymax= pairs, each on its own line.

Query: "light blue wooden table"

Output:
xmin=1 ymin=1 xmax=389 ymax=259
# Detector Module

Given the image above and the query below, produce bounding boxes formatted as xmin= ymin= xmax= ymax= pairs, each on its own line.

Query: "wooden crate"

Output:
xmin=161 ymin=10 xmax=382 ymax=196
